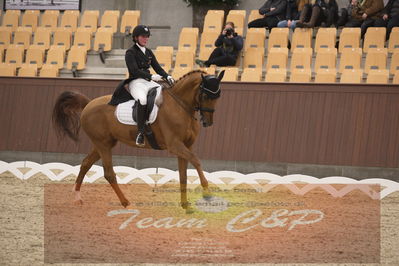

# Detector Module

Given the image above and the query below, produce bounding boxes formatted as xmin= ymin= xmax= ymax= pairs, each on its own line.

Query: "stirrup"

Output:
xmin=136 ymin=132 xmax=145 ymax=147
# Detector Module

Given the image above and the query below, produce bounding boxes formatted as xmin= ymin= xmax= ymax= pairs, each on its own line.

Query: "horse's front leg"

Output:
xmin=178 ymin=157 xmax=194 ymax=213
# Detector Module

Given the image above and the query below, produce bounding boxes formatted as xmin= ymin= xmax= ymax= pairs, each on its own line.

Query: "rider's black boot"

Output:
xmin=135 ymin=102 xmax=146 ymax=147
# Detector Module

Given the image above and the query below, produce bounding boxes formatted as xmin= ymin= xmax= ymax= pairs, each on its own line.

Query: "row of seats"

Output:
xmin=1 ymin=9 xmax=140 ymax=33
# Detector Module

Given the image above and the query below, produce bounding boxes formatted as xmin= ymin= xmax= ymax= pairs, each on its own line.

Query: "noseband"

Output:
xmin=195 ymin=77 xmax=221 ymax=117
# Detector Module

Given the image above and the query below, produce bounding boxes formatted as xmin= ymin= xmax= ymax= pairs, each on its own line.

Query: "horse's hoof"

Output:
xmin=73 ymin=199 xmax=83 ymax=206
xmin=185 ymin=206 xmax=195 ymax=214
xmin=121 ymin=200 xmax=131 ymax=208
xmin=203 ymin=190 xmax=212 ymax=200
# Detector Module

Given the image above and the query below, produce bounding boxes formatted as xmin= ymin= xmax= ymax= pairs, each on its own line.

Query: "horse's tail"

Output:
xmin=52 ymin=91 xmax=91 ymax=142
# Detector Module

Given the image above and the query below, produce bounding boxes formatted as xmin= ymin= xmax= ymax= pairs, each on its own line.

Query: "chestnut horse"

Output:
xmin=52 ymin=70 xmax=225 ymax=211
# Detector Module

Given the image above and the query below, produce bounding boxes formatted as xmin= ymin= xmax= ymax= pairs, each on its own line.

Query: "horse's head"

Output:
xmin=197 ymin=70 xmax=225 ymax=127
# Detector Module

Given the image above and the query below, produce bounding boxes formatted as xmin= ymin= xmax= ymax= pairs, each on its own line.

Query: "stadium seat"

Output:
xmin=390 ymin=51 xmax=399 ymax=73
xmin=13 ymin=27 xmax=32 ymax=49
xmin=93 ymin=27 xmax=113 ymax=52
xmin=0 ymin=27 xmax=12 ymax=52
xmin=221 ymin=67 xmax=239 ymax=81
xmin=0 ymin=49 xmax=2 ymax=61
xmin=339 ymin=48 xmax=362 ymax=73
xmin=172 ymin=66 xmax=193 ymax=80
xmin=203 ymin=11 xmax=224 ymax=33
xmin=340 ymin=69 xmax=363 ymax=83
xmin=21 ymin=12 xmax=39 ymax=31
xmin=64 ymin=10 xmax=80 ymax=17
xmin=199 ymin=66 xmax=216 ymax=75
xmin=67 ymin=46 xmax=87 ymax=73
xmin=198 ymin=29 xmax=218 ymax=60
xmin=366 ymin=69 xmax=389 ymax=84
xmin=364 ymin=48 xmax=387 ymax=73
xmin=226 ymin=10 xmax=245 ymax=36
xmin=18 ymin=64 xmax=38 ymax=77
xmin=40 ymin=64 xmax=59 ymax=77
xmin=5 ymin=10 xmax=21 ymax=16
xmin=84 ymin=10 xmax=100 ymax=19
xmin=243 ymin=48 xmax=264 ymax=69
xmin=73 ymin=28 xmax=92 ymax=51
xmin=363 ymin=27 xmax=386 ymax=53
xmin=245 ymin=28 xmax=266 ymax=51
xmin=41 ymin=10 xmax=59 ymax=31
xmin=33 ymin=27 xmax=51 ymax=51
xmin=241 ymin=67 xmax=262 ymax=82
xmin=60 ymin=12 xmax=78 ymax=32
xmin=25 ymin=46 xmax=44 ymax=68
xmin=178 ymin=28 xmax=198 ymax=53
xmin=393 ymin=70 xmax=399 ymax=84
xmin=314 ymin=48 xmax=336 ymax=70
xmin=388 ymin=27 xmax=399 ymax=53
xmin=175 ymin=50 xmax=195 ymax=69
xmin=267 ymin=27 xmax=289 ymax=51
xmin=79 ymin=11 xmax=98 ymax=33
xmin=248 ymin=9 xmax=263 ymax=24
xmin=339 ymin=27 xmax=361 ymax=53
xmin=100 ymin=10 xmax=120 ymax=33
xmin=0 ymin=63 xmax=17 ymax=76
xmin=265 ymin=68 xmax=287 ymax=82
xmin=156 ymin=46 xmax=174 ymax=55
xmin=315 ymin=28 xmax=336 ymax=52
xmin=153 ymin=49 xmax=172 ymax=73
xmin=2 ymin=12 xmax=19 ymax=31
xmin=120 ymin=10 xmax=140 ymax=34
xmin=46 ymin=46 xmax=65 ymax=69
xmin=315 ymin=68 xmax=336 ymax=83
xmin=53 ymin=28 xmax=72 ymax=50
xmin=290 ymin=49 xmax=312 ymax=71
xmin=25 ymin=10 xmax=40 ymax=16
xmin=266 ymin=47 xmax=288 ymax=71
xmin=291 ymin=28 xmax=312 ymax=51
xmin=5 ymin=45 xmax=24 ymax=68
xmin=290 ymin=68 xmax=312 ymax=82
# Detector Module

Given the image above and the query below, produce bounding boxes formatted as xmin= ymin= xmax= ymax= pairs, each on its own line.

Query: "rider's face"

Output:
xmin=137 ymin=35 xmax=149 ymax=46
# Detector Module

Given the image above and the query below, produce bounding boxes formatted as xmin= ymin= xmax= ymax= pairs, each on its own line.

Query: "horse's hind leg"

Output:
xmin=178 ymin=157 xmax=194 ymax=213
xmin=73 ymin=148 xmax=100 ymax=205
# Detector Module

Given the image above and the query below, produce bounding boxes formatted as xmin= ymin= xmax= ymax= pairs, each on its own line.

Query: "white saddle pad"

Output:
xmin=115 ymin=100 xmax=159 ymax=126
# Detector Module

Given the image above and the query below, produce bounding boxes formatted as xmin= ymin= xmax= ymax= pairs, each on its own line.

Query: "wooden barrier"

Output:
xmin=1 ymin=77 xmax=399 ymax=168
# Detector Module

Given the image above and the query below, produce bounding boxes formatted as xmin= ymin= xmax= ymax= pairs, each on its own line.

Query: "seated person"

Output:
xmin=277 ymin=0 xmax=301 ymax=29
xmin=296 ymin=0 xmax=338 ymax=28
xmin=248 ymin=0 xmax=287 ymax=30
xmin=336 ymin=0 xmax=355 ymax=27
xmin=196 ymin=22 xmax=243 ymax=67
xmin=374 ymin=0 xmax=399 ymax=39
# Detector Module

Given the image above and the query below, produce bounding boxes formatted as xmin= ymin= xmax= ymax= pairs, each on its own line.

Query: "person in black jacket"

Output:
xmin=109 ymin=25 xmax=174 ymax=147
xmin=374 ymin=0 xmax=399 ymax=39
xmin=196 ymin=22 xmax=243 ymax=67
xmin=248 ymin=0 xmax=287 ymax=29
xmin=297 ymin=0 xmax=338 ymax=28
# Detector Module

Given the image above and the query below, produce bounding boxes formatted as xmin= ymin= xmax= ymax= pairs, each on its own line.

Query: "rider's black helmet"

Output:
xmin=132 ymin=25 xmax=150 ymax=38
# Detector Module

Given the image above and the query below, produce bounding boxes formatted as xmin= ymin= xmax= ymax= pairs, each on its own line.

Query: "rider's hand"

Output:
xmin=151 ymin=74 xmax=163 ymax=82
xmin=167 ymin=76 xmax=175 ymax=85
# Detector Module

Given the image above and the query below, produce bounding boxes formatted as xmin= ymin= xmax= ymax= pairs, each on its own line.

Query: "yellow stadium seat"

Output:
xmin=199 ymin=29 xmax=218 ymax=60
xmin=245 ymin=28 xmax=266 ymax=51
xmin=178 ymin=29 xmax=198 ymax=53
xmin=156 ymin=46 xmax=174 ymax=55
xmin=315 ymin=28 xmax=336 ymax=52
xmin=13 ymin=27 xmax=32 ymax=49
xmin=53 ymin=28 xmax=72 ymax=50
xmin=393 ymin=70 xmax=399 ymax=84
xmin=388 ymin=27 xmax=399 ymax=53
xmin=25 ymin=46 xmax=44 ymax=68
xmin=248 ymin=9 xmax=263 ymax=24
xmin=0 ymin=28 xmax=12 ymax=51
xmin=21 ymin=12 xmax=38 ymax=31
xmin=5 ymin=45 xmax=24 ymax=68
xmin=226 ymin=10 xmax=245 ymax=36
xmin=265 ymin=68 xmax=287 ymax=82
xmin=64 ymin=10 xmax=80 ymax=17
xmin=314 ymin=48 xmax=336 ymax=70
xmin=5 ymin=10 xmax=21 ymax=16
xmin=25 ymin=10 xmax=40 ymax=16
xmin=291 ymin=28 xmax=312 ymax=51
xmin=100 ymin=11 xmax=120 ymax=33
xmin=339 ymin=27 xmax=361 ymax=53
xmin=41 ymin=11 xmax=59 ymax=31
xmin=40 ymin=64 xmax=59 ymax=77
xmin=60 ymin=12 xmax=78 ymax=32
xmin=120 ymin=10 xmax=140 ymax=34
xmin=221 ymin=67 xmax=239 ymax=81
xmin=172 ymin=66 xmax=193 ymax=80
xmin=46 ymin=46 xmax=65 ymax=69
xmin=363 ymin=27 xmax=386 ymax=53
xmin=199 ymin=66 xmax=216 ymax=75
xmin=73 ymin=28 xmax=92 ymax=51
xmin=340 ymin=69 xmax=363 ymax=83
xmin=364 ymin=48 xmax=387 ymax=73
xmin=0 ymin=49 xmax=2 ymax=61
xmin=2 ymin=12 xmax=19 ymax=31
xmin=339 ymin=48 xmax=362 ymax=73
xmin=0 ymin=63 xmax=17 ymax=76
xmin=241 ymin=67 xmax=262 ymax=82
xmin=93 ymin=27 xmax=113 ymax=52
xmin=175 ymin=50 xmax=195 ymax=69
xmin=79 ymin=12 xmax=98 ymax=33
xmin=33 ymin=27 xmax=51 ymax=51
xmin=315 ymin=68 xmax=336 ymax=83
xmin=243 ymin=48 xmax=264 ymax=69
xmin=266 ymin=47 xmax=288 ymax=71
xmin=18 ymin=64 xmax=38 ymax=77
xmin=366 ymin=69 xmax=389 ymax=84
xmin=268 ymin=27 xmax=289 ymax=51
xmin=390 ymin=51 xmax=399 ymax=73
xmin=67 ymin=46 xmax=87 ymax=71
xmin=291 ymin=49 xmax=312 ymax=71
xmin=153 ymin=49 xmax=172 ymax=73
xmin=290 ymin=68 xmax=312 ymax=83
xmin=203 ymin=11 xmax=224 ymax=33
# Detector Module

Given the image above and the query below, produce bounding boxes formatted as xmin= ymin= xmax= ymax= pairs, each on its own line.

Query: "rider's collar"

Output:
xmin=136 ymin=43 xmax=146 ymax=54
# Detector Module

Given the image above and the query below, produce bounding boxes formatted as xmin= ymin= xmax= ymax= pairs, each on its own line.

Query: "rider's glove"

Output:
xmin=167 ymin=76 xmax=175 ymax=85
xmin=151 ymin=74 xmax=163 ymax=82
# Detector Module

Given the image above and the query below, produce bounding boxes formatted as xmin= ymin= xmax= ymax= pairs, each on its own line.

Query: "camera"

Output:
xmin=225 ymin=28 xmax=234 ymax=37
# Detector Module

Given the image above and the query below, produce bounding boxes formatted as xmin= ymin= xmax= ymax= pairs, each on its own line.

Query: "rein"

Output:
xmin=165 ymin=89 xmax=198 ymax=121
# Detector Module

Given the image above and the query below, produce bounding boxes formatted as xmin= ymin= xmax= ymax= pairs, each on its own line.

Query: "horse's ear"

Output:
xmin=218 ymin=70 xmax=225 ymax=81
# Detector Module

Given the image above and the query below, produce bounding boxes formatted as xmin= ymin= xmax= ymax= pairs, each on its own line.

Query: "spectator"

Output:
xmin=374 ymin=0 xmax=399 ymax=39
xmin=336 ymin=0 xmax=355 ymax=27
xmin=296 ymin=0 xmax=338 ymax=28
xmin=346 ymin=0 xmax=384 ymax=38
xmin=196 ymin=22 xmax=243 ymax=67
xmin=277 ymin=0 xmax=308 ymax=29
xmin=248 ymin=0 xmax=287 ymax=30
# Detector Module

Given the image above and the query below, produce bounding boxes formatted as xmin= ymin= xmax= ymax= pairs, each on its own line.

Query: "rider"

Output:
xmin=125 ymin=25 xmax=174 ymax=147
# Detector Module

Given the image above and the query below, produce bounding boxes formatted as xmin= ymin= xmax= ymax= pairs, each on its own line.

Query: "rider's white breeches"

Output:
xmin=128 ymin=78 xmax=162 ymax=105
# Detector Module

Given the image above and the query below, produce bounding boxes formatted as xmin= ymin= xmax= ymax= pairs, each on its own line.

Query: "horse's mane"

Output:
xmin=175 ymin=70 xmax=207 ymax=84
